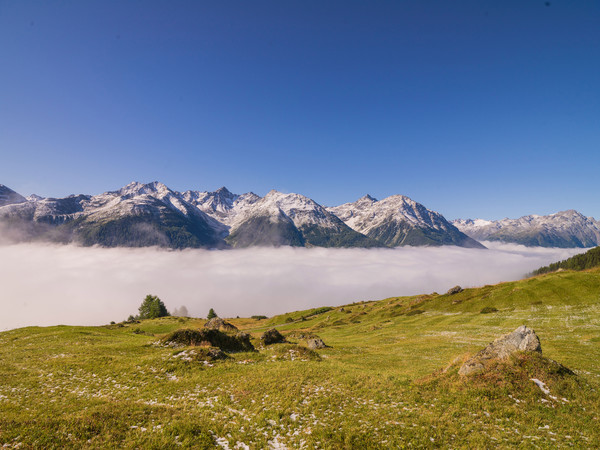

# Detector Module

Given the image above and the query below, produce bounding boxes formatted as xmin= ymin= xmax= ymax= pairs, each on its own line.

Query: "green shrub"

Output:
xmin=312 ymin=306 xmax=333 ymax=315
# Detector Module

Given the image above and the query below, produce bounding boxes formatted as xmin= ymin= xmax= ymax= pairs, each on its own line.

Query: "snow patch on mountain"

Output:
xmin=26 ymin=194 xmax=45 ymax=202
xmin=453 ymin=218 xmax=494 ymax=229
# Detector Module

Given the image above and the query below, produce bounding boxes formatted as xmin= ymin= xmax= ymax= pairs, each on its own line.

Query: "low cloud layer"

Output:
xmin=0 ymin=243 xmax=587 ymax=331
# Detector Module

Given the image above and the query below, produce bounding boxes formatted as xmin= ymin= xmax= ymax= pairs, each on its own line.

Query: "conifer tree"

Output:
xmin=138 ymin=295 xmax=169 ymax=319
xmin=207 ymin=308 xmax=217 ymax=319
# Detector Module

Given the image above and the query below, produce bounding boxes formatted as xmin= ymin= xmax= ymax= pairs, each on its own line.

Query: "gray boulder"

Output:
xmin=261 ymin=328 xmax=286 ymax=346
xmin=204 ymin=317 xmax=238 ymax=332
xmin=446 ymin=285 xmax=463 ymax=295
xmin=306 ymin=338 xmax=329 ymax=349
xmin=459 ymin=325 xmax=542 ymax=376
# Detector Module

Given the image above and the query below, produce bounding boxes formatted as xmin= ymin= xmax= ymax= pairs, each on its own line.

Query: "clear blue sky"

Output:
xmin=1 ymin=1 xmax=598 ymax=220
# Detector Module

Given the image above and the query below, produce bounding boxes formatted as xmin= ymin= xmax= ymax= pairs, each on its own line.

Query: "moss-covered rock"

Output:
xmin=261 ymin=328 xmax=286 ymax=346
xmin=160 ymin=328 xmax=255 ymax=352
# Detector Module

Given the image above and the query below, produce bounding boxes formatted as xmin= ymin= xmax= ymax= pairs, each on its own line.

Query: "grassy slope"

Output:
xmin=2 ymin=269 xmax=600 ymax=448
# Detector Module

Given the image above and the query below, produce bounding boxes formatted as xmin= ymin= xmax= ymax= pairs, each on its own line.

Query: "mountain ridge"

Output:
xmin=329 ymin=194 xmax=485 ymax=249
xmin=0 ymin=181 xmax=489 ymax=249
xmin=454 ymin=210 xmax=600 ymax=248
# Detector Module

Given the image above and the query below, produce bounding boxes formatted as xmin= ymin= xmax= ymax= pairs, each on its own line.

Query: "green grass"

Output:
xmin=2 ymin=269 xmax=600 ymax=448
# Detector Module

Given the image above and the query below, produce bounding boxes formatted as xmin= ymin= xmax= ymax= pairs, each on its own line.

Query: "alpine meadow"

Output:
xmin=2 ymin=1 xmax=600 ymax=448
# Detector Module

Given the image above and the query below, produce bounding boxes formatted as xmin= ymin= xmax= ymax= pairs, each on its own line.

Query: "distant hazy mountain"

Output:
xmin=0 ymin=181 xmax=485 ymax=249
xmin=453 ymin=210 xmax=600 ymax=248
xmin=329 ymin=194 xmax=485 ymax=248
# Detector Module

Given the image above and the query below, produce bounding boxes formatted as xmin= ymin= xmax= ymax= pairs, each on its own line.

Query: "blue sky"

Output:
xmin=1 ymin=1 xmax=598 ymax=220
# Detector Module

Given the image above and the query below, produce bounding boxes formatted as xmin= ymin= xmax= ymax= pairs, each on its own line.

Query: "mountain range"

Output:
xmin=0 ymin=182 xmax=482 ymax=249
xmin=453 ymin=211 xmax=600 ymax=248
xmin=2 ymin=182 xmax=597 ymax=249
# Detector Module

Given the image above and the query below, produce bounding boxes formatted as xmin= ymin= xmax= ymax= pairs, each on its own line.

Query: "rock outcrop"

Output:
xmin=160 ymin=328 xmax=254 ymax=352
xmin=204 ymin=317 xmax=238 ymax=332
xmin=260 ymin=328 xmax=286 ymax=346
xmin=446 ymin=285 xmax=463 ymax=295
xmin=459 ymin=325 xmax=542 ymax=376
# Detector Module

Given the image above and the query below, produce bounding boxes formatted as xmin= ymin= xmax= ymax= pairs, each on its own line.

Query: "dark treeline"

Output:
xmin=532 ymin=246 xmax=600 ymax=275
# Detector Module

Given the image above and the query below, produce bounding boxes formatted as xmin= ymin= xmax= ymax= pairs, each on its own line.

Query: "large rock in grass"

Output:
xmin=446 ymin=285 xmax=463 ymax=295
xmin=204 ymin=317 xmax=238 ymax=332
xmin=459 ymin=325 xmax=542 ymax=376
xmin=261 ymin=328 xmax=286 ymax=346
xmin=306 ymin=338 xmax=329 ymax=350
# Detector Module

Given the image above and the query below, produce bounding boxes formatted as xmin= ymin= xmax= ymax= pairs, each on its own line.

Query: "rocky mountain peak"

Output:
xmin=26 ymin=194 xmax=45 ymax=202
xmin=214 ymin=186 xmax=235 ymax=198
xmin=358 ymin=194 xmax=377 ymax=203
xmin=0 ymin=185 xmax=27 ymax=207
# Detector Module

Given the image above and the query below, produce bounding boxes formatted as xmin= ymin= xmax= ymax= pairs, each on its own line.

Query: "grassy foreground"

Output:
xmin=2 ymin=269 xmax=600 ymax=448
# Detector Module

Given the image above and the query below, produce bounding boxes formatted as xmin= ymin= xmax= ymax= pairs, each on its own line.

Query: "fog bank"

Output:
xmin=0 ymin=243 xmax=587 ymax=331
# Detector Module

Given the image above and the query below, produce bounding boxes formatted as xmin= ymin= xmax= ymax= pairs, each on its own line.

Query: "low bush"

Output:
xmin=311 ymin=306 xmax=333 ymax=315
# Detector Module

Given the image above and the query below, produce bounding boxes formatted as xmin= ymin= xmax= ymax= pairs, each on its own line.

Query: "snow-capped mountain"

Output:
xmin=329 ymin=194 xmax=485 ymax=248
xmin=0 ymin=182 xmax=227 ymax=248
xmin=453 ymin=210 xmax=600 ymax=248
xmin=227 ymin=190 xmax=381 ymax=248
xmin=0 ymin=181 xmax=489 ymax=249
xmin=181 ymin=187 xmax=261 ymax=225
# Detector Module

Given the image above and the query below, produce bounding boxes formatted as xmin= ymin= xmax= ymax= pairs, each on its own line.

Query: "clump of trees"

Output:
xmin=207 ymin=308 xmax=218 ymax=319
xmin=532 ymin=246 xmax=600 ymax=275
xmin=138 ymin=294 xmax=170 ymax=319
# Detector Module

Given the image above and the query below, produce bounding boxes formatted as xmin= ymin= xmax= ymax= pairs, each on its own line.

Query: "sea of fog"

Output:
xmin=0 ymin=242 xmax=587 ymax=331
